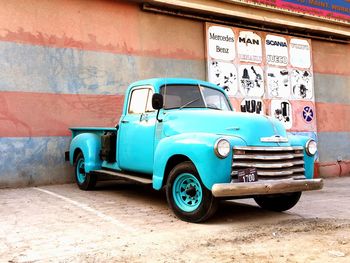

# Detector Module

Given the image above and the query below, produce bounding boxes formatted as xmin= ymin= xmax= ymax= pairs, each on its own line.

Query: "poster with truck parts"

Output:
xmin=208 ymin=60 xmax=238 ymax=97
xmin=205 ymin=23 xmax=317 ymax=138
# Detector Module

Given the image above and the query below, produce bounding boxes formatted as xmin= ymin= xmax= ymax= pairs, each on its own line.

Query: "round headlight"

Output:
xmin=306 ymin=139 xmax=317 ymax=156
xmin=214 ymin=138 xmax=230 ymax=158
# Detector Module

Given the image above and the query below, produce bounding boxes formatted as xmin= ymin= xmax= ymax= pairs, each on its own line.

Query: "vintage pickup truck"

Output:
xmin=65 ymin=78 xmax=323 ymax=222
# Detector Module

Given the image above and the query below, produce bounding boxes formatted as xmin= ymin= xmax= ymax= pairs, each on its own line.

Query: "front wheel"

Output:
xmin=166 ymin=162 xmax=218 ymax=223
xmin=74 ymin=152 xmax=97 ymax=190
xmin=254 ymin=192 xmax=302 ymax=212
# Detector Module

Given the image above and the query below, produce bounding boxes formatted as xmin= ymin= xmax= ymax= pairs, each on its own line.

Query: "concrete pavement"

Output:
xmin=0 ymin=177 xmax=349 ymax=262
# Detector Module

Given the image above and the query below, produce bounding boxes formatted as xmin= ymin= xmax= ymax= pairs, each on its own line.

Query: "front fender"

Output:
xmin=69 ymin=133 xmax=102 ymax=173
xmin=152 ymin=133 xmax=246 ymax=190
xmin=288 ymin=134 xmax=316 ymax=179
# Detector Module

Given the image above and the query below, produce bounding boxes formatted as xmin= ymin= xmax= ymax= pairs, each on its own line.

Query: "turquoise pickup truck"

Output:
xmin=65 ymin=78 xmax=323 ymax=222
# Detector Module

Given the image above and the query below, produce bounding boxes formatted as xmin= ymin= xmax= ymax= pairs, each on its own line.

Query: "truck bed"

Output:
xmin=70 ymin=127 xmax=117 ymax=138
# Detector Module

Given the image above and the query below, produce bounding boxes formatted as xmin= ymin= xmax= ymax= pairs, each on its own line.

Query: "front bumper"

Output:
xmin=212 ymin=178 xmax=323 ymax=198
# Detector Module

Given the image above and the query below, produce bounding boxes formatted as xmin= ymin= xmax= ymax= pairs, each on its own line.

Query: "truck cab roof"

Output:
xmin=128 ymin=78 xmax=224 ymax=94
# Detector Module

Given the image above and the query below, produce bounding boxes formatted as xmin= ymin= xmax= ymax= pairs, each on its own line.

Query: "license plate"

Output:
xmin=238 ymin=168 xmax=258 ymax=183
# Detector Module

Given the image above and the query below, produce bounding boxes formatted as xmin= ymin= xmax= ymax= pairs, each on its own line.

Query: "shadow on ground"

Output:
xmin=92 ymin=179 xmax=290 ymax=224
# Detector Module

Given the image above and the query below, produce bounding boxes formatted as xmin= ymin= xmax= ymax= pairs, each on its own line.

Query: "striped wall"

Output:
xmin=0 ymin=137 xmax=73 ymax=188
xmin=312 ymin=40 xmax=350 ymax=177
xmin=0 ymin=0 xmax=205 ymax=188
xmin=0 ymin=0 xmax=348 ymax=187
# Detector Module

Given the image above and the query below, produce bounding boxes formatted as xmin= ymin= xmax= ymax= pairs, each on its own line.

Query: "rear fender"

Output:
xmin=69 ymin=133 xmax=102 ymax=172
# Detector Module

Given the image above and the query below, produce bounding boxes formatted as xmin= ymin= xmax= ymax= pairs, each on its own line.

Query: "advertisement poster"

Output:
xmin=265 ymin=34 xmax=289 ymax=66
xmin=238 ymin=65 xmax=264 ymax=97
xmin=290 ymin=38 xmax=311 ymax=68
xmin=205 ymin=23 xmax=316 ymax=136
xmin=291 ymin=69 xmax=313 ymax=99
xmin=237 ymin=31 xmax=262 ymax=63
xmin=207 ymin=26 xmax=235 ymax=61
xmin=240 ymin=99 xmax=264 ymax=114
xmin=271 ymin=99 xmax=293 ymax=129
xmin=266 ymin=68 xmax=290 ymax=98
xmin=208 ymin=60 xmax=238 ymax=96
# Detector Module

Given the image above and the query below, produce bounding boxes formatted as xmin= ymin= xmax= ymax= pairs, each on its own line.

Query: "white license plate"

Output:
xmin=238 ymin=168 xmax=258 ymax=183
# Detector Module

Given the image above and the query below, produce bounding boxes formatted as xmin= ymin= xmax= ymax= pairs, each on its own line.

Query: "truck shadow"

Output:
xmin=95 ymin=179 xmax=167 ymax=204
xmin=94 ymin=180 xmax=293 ymax=224
xmin=209 ymin=200 xmax=294 ymax=225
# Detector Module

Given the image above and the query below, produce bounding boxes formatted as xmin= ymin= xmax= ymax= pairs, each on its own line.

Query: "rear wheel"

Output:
xmin=74 ymin=152 xmax=97 ymax=190
xmin=166 ymin=162 xmax=218 ymax=223
xmin=254 ymin=192 xmax=302 ymax=212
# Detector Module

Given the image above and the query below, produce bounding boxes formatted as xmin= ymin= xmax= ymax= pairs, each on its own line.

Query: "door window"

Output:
xmin=128 ymin=88 xmax=154 ymax=114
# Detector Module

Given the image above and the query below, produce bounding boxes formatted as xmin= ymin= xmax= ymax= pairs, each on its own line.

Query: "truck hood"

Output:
xmin=162 ymin=109 xmax=289 ymax=146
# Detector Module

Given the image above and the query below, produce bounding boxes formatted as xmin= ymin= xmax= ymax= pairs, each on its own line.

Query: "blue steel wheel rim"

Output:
xmin=76 ymin=158 xmax=86 ymax=184
xmin=172 ymin=173 xmax=203 ymax=212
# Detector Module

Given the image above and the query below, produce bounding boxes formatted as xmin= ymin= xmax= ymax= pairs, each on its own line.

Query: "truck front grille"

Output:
xmin=231 ymin=146 xmax=305 ymax=180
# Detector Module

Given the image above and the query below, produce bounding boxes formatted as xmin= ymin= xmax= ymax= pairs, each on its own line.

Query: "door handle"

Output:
xmin=121 ymin=120 xmax=129 ymax=124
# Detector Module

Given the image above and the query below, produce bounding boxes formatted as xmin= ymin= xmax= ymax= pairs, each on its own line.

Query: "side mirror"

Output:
xmin=152 ymin=93 xmax=164 ymax=110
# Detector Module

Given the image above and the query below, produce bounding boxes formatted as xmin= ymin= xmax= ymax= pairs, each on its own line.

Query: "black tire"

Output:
xmin=254 ymin=192 xmax=302 ymax=212
xmin=166 ymin=161 xmax=218 ymax=223
xmin=74 ymin=152 xmax=97 ymax=190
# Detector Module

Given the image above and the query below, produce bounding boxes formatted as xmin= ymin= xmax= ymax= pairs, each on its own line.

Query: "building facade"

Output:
xmin=0 ymin=0 xmax=349 ymax=187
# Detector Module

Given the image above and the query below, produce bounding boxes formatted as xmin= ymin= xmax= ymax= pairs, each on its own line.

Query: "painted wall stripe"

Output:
xmin=1 ymin=91 xmax=348 ymax=137
xmin=0 ymin=41 xmax=205 ymax=95
xmin=314 ymin=73 xmax=350 ymax=105
xmin=0 ymin=92 xmax=123 ymax=137
xmin=0 ymin=0 xmax=204 ymax=60
xmin=312 ymin=40 xmax=350 ymax=76
xmin=0 ymin=136 xmax=72 ymax=188
xmin=315 ymin=160 xmax=350 ymax=177
xmin=0 ymin=39 xmax=348 ymax=111
xmin=317 ymin=132 xmax=350 ymax=162
xmin=316 ymin=102 xmax=350 ymax=132
xmin=0 ymin=92 xmax=318 ymax=138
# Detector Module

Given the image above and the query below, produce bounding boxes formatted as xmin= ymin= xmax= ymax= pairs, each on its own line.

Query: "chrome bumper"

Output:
xmin=212 ymin=178 xmax=323 ymax=198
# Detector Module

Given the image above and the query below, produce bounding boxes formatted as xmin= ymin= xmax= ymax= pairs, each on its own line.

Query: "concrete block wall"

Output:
xmin=0 ymin=0 xmax=348 ymax=188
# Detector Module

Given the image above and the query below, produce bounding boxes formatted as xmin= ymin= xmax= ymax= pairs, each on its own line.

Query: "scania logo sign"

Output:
xmin=266 ymin=40 xmax=287 ymax=47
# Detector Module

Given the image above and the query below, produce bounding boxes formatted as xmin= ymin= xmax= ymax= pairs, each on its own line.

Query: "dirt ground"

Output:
xmin=1 ymin=177 xmax=349 ymax=262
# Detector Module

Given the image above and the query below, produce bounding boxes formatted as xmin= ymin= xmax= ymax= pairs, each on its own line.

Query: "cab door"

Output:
xmin=118 ymin=86 xmax=156 ymax=174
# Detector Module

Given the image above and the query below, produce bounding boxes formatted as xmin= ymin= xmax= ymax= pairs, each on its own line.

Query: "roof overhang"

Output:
xmin=131 ymin=0 xmax=350 ymax=42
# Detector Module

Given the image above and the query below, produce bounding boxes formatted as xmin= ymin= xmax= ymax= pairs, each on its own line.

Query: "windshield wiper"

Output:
xmin=179 ymin=98 xmax=200 ymax=109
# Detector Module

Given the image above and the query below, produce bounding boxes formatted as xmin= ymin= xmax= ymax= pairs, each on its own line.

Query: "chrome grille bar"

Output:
xmin=233 ymin=153 xmax=303 ymax=160
xmin=233 ymin=146 xmax=303 ymax=151
xmin=231 ymin=167 xmax=305 ymax=176
xmin=232 ymin=160 xmax=304 ymax=168
xmin=232 ymin=146 xmax=305 ymax=179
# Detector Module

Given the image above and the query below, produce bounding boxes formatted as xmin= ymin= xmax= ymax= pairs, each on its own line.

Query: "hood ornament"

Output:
xmin=261 ymin=135 xmax=288 ymax=143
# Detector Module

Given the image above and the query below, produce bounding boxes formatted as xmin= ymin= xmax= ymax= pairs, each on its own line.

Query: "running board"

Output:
xmin=91 ymin=170 xmax=152 ymax=184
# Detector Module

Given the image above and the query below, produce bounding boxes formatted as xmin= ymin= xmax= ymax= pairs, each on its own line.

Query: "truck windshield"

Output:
xmin=160 ymin=84 xmax=232 ymax=111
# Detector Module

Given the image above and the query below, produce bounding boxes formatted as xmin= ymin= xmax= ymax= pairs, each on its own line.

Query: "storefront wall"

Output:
xmin=0 ymin=0 xmax=348 ymax=187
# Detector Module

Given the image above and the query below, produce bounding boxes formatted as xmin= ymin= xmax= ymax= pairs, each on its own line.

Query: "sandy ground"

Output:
xmin=0 ymin=177 xmax=349 ymax=262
